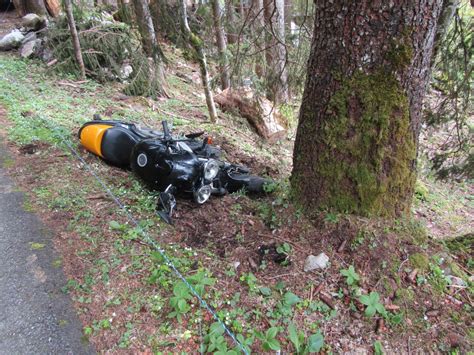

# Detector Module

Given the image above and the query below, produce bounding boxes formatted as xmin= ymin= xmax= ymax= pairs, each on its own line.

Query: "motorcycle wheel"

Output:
xmin=225 ymin=172 xmax=269 ymax=193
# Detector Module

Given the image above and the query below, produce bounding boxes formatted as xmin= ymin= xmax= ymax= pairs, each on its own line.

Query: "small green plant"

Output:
xmin=203 ymin=322 xmax=232 ymax=353
xmin=288 ymin=322 xmax=325 ymax=354
xmin=428 ymin=261 xmax=451 ymax=293
xmin=168 ymin=281 xmax=192 ymax=322
xmin=385 ymin=311 xmax=404 ymax=327
xmin=359 ymin=292 xmax=386 ymax=317
xmin=118 ymin=322 xmax=134 ymax=348
xmin=340 ymin=265 xmax=360 ymax=286
xmin=263 ymin=181 xmax=279 ymax=193
xmin=324 ymin=213 xmax=339 ymax=224
xmin=203 ymin=323 xmax=253 ymax=354
xmin=276 ymin=242 xmax=292 ymax=266
xmin=374 ymin=340 xmax=384 ymax=354
xmin=240 ymin=272 xmax=259 ymax=293
xmin=168 ymin=270 xmax=215 ymax=322
xmin=351 ymin=230 xmax=367 ymax=249
xmin=270 ymin=291 xmax=301 ymax=319
xmin=255 ymin=327 xmax=281 ymax=351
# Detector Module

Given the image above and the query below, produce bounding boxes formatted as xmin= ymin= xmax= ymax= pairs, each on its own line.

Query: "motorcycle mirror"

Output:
xmin=162 ymin=120 xmax=172 ymax=141
xmin=156 ymin=191 xmax=176 ymax=225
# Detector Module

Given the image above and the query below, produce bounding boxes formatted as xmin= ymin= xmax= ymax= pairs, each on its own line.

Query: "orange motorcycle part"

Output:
xmin=79 ymin=124 xmax=113 ymax=158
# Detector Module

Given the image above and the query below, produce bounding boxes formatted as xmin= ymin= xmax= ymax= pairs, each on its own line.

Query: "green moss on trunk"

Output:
xmin=294 ymin=70 xmax=416 ymax=216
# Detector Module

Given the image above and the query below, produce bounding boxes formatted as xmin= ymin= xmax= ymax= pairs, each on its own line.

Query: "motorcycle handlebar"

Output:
xmin=162 ymin=120 xmax=171 ymax=141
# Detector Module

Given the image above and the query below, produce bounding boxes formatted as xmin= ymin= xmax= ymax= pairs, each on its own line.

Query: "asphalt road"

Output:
xmin=0 ymin=139 xmax=94 ymax=354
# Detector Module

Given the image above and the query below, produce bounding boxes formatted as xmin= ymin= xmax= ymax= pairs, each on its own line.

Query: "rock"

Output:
xmin=22 ymin=32 xmax=37 ymax=44
xmin=20 ymin=39 xmax=42 ymax=58
xmin=304 ymin=253 xmax=329 ymax=272
xmin=448 ymin=275 xmax=466 ymax=287
xmin=0 ymin=29 xmax=25 ymax=51
xmin=21 ymin=13 xmax=47 ymax=31
xmin=41 ymin=47 xmax=54 ymax=62
xmin=120 ymin=64 xmax=133 ymax=80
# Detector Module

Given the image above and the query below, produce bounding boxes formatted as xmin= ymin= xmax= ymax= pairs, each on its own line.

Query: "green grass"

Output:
xmin=0 ymin=56 xmax=164 ymax=145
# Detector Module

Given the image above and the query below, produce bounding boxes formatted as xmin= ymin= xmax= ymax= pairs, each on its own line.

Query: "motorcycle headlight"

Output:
xmin=194 ymin=185 xmax=212 ymax=204
xmin=203 ymin=159 xmax=219 ymax=180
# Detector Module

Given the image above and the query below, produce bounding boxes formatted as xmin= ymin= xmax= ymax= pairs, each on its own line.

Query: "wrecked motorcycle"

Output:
xmin=78 ymin=117 xmax=270 ymax=223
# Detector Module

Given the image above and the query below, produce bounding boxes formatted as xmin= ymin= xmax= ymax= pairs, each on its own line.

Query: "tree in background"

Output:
xmin=226 ymin=0 xmax=238 ymax=45
xmin=12 ymin=0 xmax=47 ymax=16
xmin=180 ymin=0 xmax=219 ymax=122
xmin=291 ymin=0 xmax=444 ymax=217
xmin=132 ymin=0 xmax=167 ymax=96
xmin=211 ymin=0 xmax=231 ymax=90
xmin=263 ymin=0 xmax=288 ymax=104
xmin=425 ymin=1 xmax=473 ymax=179
xmin=64 ymin=0 xmax=85 ymax=79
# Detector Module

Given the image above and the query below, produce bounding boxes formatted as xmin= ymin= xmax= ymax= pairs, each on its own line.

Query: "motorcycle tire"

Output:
xmin=225 ymin=172 xmax=269 ymax=194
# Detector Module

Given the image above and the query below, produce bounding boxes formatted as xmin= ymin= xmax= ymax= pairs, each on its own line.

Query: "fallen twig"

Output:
xmin=337 ymin=239 xmax=347 ymax=253
xmin=319 ymin=292 xmax=335 ymax=309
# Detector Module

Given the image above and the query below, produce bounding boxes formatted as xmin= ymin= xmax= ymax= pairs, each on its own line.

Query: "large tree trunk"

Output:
xmin=291 ymin=0 xmax=443 ymax=217
xmin=211 ymin=0 xmax=231 ymax=90
xmin=25 ymin=0 xmax=47 ymax=15
xmin=12 ymin=0 xmax=26 ymax=16
xmin=132 ymin=0 xmax=167 ymax=96
xmin=180 ymin=0 xmax=219 ymax=122
xmin=64 ymin=0 xmax=86 ymax=80
xmin=263 ymin=0 xmax=288 ymax=104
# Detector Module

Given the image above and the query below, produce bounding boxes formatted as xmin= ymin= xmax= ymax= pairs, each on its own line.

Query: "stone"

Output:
xmin=21 ymin=13 xmax=47 ymax=31
xmin=22 ymin=32 xmax=38 ymax=45
xmin=120 ymin=64 xmax=133 ymax=80
xmin=448 ymin=276 xmax=466 ymax=287
xmin=304 ymin=253 xmax=329 ymax=272
xmin=20 ymin=39 xmax=42 ymax=58
xmin=40 ymin=47 xmax=53 ymax=62
xmin=0 ymin=30 xmax=25 ymax=51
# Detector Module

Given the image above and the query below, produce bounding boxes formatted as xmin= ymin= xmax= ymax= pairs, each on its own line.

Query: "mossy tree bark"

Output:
xmin=291 ymin=0 xmax=444 ymax=217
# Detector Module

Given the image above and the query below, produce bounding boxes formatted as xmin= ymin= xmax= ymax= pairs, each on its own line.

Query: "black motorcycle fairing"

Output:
xmin=131 ymin=139 xmax=203 ymax=192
